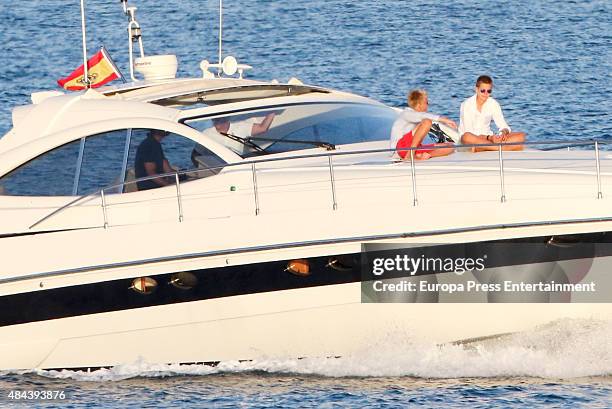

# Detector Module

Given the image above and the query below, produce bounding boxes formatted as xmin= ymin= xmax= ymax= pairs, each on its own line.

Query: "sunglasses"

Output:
xmin=479 ymin=88 xmax=493 ymax=94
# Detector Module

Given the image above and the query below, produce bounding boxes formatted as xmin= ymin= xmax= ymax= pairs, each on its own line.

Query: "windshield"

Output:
xmin=184 ymin=102 xmax=398 ymax=158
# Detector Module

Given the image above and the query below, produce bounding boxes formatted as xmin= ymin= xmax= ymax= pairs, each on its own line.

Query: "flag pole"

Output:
xmin=80 ymin=0 xmax=90 ymax=88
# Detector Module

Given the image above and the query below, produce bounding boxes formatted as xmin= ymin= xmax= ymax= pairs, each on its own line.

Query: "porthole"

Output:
xmin=285 ymin=259 xmax=311 ymax=277
xmin=326 ymin=256 xmax=354 ymax=272
xmin=547 ymin=235 xmax=581 ymax=248
xmin=130 ymin=277 xmax=158 ymax=294
xmin=169 ymin=272 xmax=198 ymax=290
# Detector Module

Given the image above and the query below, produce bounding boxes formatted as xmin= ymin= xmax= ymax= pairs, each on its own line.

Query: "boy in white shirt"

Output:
xmin=390 ymin=89 xmax=457 ymax=160
xmin=459 ymin=75 xmax=526 ymax=151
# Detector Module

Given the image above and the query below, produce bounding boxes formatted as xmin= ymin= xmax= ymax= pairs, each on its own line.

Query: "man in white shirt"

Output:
xmin=196 ymin=112 xmax=276 ymax=158
xmin=390 ymin=89 xmax=457 ymax=160
xmin=459 ymin=75 xmax=526 ymax=151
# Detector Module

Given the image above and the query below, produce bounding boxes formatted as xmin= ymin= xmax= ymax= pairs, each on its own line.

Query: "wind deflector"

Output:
xmin=150 ymin=84 xmax=330 ymax=108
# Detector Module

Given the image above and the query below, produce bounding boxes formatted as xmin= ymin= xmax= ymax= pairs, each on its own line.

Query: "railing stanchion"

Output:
xmin=175 ymin=173 xmax=184 ymax=222
xmin=498 ymin=144 xmax=506 ymax=203
xmin=252 ymin=163 xmax=260 ymax=215
xmin=595 ymin=141 xmax=603 ymax=199
xmin=410 ymin=149 xmax=418 ymax=206
xmin=328 ymin=155 xmax=338 ymax=210
xmin=100 ymin=189 xmax=109 ymax=229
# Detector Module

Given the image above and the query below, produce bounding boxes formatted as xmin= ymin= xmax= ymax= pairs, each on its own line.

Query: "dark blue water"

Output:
xmin=1 ymin=372 xmax=611 ymax=408
xmin=1 ymin=0 xmax=611 ymax=140
xmin=1 ymin=0 xmax=611 ymax=407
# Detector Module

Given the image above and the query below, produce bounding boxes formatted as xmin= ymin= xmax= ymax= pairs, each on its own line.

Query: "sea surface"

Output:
xmin=0 ymin=0 xmax=611 ymax=407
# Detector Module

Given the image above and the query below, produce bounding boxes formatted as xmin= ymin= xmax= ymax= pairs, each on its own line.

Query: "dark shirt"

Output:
xmin=135 ymin=136 xmax=166 ymax=191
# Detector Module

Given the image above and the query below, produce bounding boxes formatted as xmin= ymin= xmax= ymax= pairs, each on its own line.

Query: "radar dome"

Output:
xmin=134 ymin=55 xmax=178 ymax=81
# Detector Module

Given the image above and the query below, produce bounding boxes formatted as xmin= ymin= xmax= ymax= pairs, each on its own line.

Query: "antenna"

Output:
xmin=79 ymin=0 xmax=90 ymax=88
xmin=218 ymin=0 xmax=223 ymax=76
xmin=120 ymin=0 xmax=145 ymax=81
xmin=200 ymin=56 xmax=252 ymax=79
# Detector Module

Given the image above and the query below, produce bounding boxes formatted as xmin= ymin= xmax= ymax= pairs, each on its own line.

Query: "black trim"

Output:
xmin=0 ymin=226 xmax=94 ymax=239
xmin=0 ymin=254 xmax=362 ymax=328
xmin=0 ymin=232 xmax=611 ymax=328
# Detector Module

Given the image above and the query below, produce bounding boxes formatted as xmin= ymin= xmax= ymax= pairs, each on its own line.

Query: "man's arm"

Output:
xmin=251 ymin=112 xmax=276 ymax=135
xmin=402 ymin=110 xmax=440 ymax=124
xmin=144 ymin=162 xmax=170 ymax=187
xmin=403 ymin=110 xmax=456 ymax=129
xmin=492 ymin=100 xmax=511 ymax=136
xmin=437 ymin=116 xmax=457 ymax=129
xmin=162 ymin=159 xmax=174 ymax=174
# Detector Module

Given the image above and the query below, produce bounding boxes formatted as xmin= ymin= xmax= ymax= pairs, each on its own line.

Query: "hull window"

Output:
xmin=129 ymin=277 xmax=158 ymax=295
xmin=169 ymin=272 xmax=199 ymax=290
xmin=285 ymin=259 xmax=311 ymax=276
xmin=326 ymin=256 xmax=356 ymax=272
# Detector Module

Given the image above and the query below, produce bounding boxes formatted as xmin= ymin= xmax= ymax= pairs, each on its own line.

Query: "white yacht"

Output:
xmin=0 ymin=3 xmax=610 ymax=371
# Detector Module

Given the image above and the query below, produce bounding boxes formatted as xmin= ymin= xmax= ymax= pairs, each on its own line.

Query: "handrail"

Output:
xmin=13 ymin=214 xmax=612 ymax=286
xmin=410 ymin=150 xmax=418 ymax=206
xmin=28 ymin=138 xmax=610 ymax=230
xmin=251 ymin=162 xmax=260 ymax=215
xmin=100 ymin=190 xmax=109 ymax=228
xmin=174 ymin=173 xmax=184 ymax=222
xmin=595 ymin=140 xmax=603 ymax=199
xmin=328 ymin=155 xmax=338 ymax=210
xmin=498 ymin=145 xmax=506 ymax=203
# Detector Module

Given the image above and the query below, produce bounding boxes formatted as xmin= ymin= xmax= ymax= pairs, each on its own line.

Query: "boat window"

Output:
xmin=0 ymin=130 xmax=131 ymax=196
xmin=0 ymin=140 xmax=81 ymax=196
xmin=184 ymin=103 xmax=398 ymax=158
xmin=0 ymin=128 xmax=226 ymax=197
xmin=77 ymin=130 xmax=128 ymax=195
xmin=125 ymin=129 xmax=226 ymax=192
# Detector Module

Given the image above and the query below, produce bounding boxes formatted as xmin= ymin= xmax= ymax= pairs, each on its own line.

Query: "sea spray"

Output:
xmin=22 ymin=318 xmax=612 ymax=381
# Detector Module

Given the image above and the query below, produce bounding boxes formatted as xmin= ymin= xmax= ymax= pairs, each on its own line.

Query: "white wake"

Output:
xmin=22 ymin=318 xmax=612 ymax=381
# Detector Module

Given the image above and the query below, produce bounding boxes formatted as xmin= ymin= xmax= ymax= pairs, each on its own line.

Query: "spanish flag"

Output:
xmin=57 ymin=47 xmax=122 ymax=91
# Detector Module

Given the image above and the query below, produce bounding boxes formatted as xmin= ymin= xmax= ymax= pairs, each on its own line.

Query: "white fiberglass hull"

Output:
xmin=0 ymin=283 xmax=610 ymax=371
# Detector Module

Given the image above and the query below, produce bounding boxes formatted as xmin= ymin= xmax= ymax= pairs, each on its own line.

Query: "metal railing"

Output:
xmin=28 ymin=138 xmax=610 ymax=230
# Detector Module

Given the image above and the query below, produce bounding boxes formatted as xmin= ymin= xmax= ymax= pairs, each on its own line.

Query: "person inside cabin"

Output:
xmin=458 ymin=75 xmax=526 ymax=151
xmin=192 ymin=112 xmax=276 ymax=165
xmin=135 ymin=129 xmax=181 ymax=191
xmin=390 ymin=89 xmax=457 ymax=160
xmin=211 ymin=113 xmax=276 ymax=140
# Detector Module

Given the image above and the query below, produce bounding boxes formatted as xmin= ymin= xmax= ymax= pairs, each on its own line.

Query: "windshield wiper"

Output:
xmin=249 ymin=136 xmax=336 ymax=151
xmin=220 ymin=132 xmax=266 ymax=153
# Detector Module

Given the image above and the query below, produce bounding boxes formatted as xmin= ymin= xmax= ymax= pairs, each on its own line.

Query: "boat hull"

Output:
xmin=0 ymin=281 xmax=610 ymax=370
xmin=1 ymin=207 xmax=612 ymax=370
